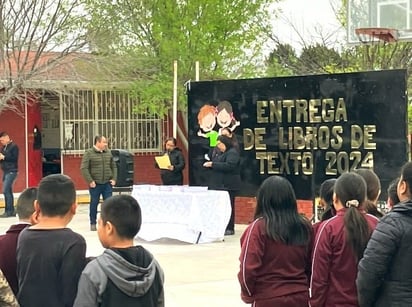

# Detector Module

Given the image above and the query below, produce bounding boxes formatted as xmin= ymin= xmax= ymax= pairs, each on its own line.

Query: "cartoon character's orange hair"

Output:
xmin=197 ymin=104 xmax=216 ymax=124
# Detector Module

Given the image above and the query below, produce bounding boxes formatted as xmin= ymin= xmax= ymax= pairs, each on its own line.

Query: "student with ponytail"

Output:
xmin=310 ymin=172 xmax=379 ymax=306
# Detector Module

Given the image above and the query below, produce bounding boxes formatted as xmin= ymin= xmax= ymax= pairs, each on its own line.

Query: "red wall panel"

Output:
xmin=62 ymin=155 xmax=84 ymax=189
xmin=0 ymin=108 xmax=27 ymax=192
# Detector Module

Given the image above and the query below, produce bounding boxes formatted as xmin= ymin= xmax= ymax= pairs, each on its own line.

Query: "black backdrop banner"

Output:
xmin=187 ymin=70 xmax=408 ymax=200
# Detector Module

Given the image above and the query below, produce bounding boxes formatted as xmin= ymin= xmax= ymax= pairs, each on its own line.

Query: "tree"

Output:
xmin=0 ymin=0 xmax=94 ymax=113
xmin=265 ymin=43 xmax=297 ymax=76
xmin=266 ymin=43 xmax=345 ymax=76
xmin=84 ymin=0 xmax=278 ymax=114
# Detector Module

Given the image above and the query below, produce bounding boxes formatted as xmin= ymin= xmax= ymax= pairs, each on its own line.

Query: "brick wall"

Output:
xmin=297 ymin=200 xmax=314 ymax=220
xmin=235 ymin=197 xmax=256 ymax=224
xmin=235 ymin=197 xmax=314 ymax=225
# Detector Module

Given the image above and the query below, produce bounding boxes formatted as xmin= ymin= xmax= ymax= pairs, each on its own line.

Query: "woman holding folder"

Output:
xmin=155 ymin=137 xmax=185 ymax=185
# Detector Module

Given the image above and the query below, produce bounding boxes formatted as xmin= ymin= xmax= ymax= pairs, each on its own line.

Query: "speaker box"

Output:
xmin=111 ymin=149 xmax=134 ymax=187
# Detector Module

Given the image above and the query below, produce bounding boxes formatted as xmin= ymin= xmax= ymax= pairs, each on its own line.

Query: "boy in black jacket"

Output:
xmin=74 ymin=195 xmax=164 ymax=307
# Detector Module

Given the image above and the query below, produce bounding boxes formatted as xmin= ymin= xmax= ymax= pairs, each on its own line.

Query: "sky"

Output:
xmin=271 ymin=0 xmax=345 ymax=52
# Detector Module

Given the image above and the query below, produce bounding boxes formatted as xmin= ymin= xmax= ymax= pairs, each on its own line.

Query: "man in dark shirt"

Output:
xmin=0 ymin=131 xmax=19 ymax=217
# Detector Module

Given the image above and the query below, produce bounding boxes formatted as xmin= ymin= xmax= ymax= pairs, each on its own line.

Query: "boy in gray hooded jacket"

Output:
xmin=74 ymin=195 xmax=164 ymax=307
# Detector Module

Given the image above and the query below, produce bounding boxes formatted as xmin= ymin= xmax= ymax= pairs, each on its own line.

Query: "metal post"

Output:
xmin=173 ymin=60 xmax=178 ymax=138
xmin=24 ymin=93 xmax=29 ymax=187
xmin=195 ymin=61 xmax=199 ymax=81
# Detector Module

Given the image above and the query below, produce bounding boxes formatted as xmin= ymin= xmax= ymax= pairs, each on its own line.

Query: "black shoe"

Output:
xmin=90 ymin=224 xmax=97 ymax=231
xmin=224 ymin=229 xmax=235 ymax=236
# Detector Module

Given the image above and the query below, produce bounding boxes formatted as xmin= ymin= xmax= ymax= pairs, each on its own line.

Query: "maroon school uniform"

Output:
xmin=0 ymin=223 xmax=30 ymax=295
xmin=312 ymin=221 xmax=322 ymax=237
xmin=310 ymin=209 xmax=379 ymax=306
xmin=238 ymin=218 xmax=312 ymax=306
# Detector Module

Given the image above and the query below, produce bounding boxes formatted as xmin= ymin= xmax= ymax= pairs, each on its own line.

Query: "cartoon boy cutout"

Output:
xmin=197 ymin=104 xmax=219 ymax=147
xmin=216 ymin=100 xmax=240 ymax=134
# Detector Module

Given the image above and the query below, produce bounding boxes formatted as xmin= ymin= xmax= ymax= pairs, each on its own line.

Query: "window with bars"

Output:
xmin=61 ymin=89 xmax=164 ymax=153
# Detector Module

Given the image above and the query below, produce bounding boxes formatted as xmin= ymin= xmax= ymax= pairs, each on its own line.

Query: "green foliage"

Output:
xmin=266 ymin=43 xmax=296 ymax=77
xmin=265 ymin=43 xmax=345 ymax=76
xmin=84 ymin=0 xmax=277 ymax=115
xmin=130 ymin=71 xmax=174 ymax=116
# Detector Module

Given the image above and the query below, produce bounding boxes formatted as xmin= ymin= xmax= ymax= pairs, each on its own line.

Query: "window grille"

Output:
xmin=61 ymin=89 xmax=164 ymax=153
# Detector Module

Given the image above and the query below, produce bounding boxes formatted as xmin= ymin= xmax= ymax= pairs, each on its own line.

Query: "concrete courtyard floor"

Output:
xmin=0 ymin=204 xmax=247 ymax=307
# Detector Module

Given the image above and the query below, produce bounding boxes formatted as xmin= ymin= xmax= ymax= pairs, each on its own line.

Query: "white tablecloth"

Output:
xmin=131 ymin=185 xmax=231 ymax=243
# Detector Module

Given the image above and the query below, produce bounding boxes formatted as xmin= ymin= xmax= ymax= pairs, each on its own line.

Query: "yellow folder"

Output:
xmin=155 ymin=154 xmax=171 ymax=169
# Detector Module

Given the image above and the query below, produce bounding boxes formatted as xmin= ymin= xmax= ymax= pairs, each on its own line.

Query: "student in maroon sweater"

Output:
xmin=310 ymin=172 xmax=379 ymax=306
xmin=238 ymin=176 xmax=313 ymax=307
xmin=0 ymin=187 xmax=37 ymax=295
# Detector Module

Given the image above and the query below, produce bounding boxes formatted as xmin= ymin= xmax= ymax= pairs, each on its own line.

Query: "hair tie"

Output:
xmin=346 ymin=200 xmax=359 ymax=208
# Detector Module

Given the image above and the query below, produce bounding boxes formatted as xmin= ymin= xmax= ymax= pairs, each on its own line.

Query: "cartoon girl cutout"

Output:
xmin=197 ymin=104 xmax=219 ymax=148
xmin=216 ymin=100 xmax=240 ymax=134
